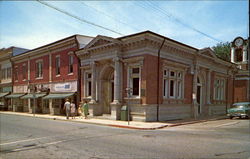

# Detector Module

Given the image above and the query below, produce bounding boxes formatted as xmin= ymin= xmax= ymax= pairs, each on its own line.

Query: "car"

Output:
xmin=227 ymin=102 xmax=250 ymax=119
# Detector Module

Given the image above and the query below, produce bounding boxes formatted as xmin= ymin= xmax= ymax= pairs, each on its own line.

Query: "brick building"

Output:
xmin=9 ymin=35 xmax=93 ymax=114
xmin=0 ymin=47 xmax=28 ymax=111
xmin=76 ymin=31 xmax=237 ymax=121
xmin=230 ymin=37 xmax=249 ymax=103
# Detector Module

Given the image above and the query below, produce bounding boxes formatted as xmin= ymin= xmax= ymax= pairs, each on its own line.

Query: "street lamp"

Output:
xmin=126 ymin=87 xmax=132 ymax=125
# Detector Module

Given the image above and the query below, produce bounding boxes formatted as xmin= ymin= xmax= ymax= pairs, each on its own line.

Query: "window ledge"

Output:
xmin=56 ymin=74 xmax=61 ymax=77
xmin=35 ymin=77 xmax=43 ymax=80
xmin=68 ymin=73 xmax=74 ymax=76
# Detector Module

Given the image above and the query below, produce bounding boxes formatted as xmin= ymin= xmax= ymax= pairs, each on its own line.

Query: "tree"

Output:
xmin=212 ymin=42 xmax=231 ymax=62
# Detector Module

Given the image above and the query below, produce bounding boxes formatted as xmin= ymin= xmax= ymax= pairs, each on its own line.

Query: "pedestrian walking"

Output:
xmin=79 ymin=100 xmax=84 ymax=119
xmin=82 ymin=101 xmax=89 ymax=119
xmin=71 ymin=100 xmax=76 ymax=119
xmin=63 ymin=99 xmax=71 ymax=119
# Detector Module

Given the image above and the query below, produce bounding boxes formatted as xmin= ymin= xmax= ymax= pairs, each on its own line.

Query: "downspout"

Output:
xmin=74 ymin=36 xmax=81 ymax=110
xmin=157 ymin=38 xmax=165 ymax=121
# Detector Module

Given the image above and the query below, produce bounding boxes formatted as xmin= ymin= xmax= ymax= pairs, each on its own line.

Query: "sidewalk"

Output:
xmin=0 ymin=111 xmax=227 ymax=130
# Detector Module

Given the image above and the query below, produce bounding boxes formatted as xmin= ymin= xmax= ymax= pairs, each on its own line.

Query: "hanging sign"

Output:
xmin=54 ymin=83 xmax=71 ymax=92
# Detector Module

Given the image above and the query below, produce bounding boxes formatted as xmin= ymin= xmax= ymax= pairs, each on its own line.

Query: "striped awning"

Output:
xmin=43 ymin=93 xmax=75 ymax=99
xmin=0 ymin=92 xmax=10 ymax=98
xmin=21 ymin=93 xmax=47 ymax=99
xmin=5 ymin=93 xmax=25 ymax=98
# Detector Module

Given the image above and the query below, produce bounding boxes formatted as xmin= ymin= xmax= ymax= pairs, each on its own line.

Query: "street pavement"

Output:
xmin=0 ymin=111 xmax=228 ymax=130
xmin=0 ymin=113 xmax=249 ymax=159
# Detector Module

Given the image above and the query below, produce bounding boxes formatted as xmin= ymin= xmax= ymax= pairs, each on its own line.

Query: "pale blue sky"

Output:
xmin=0 ymin=1 xmax=248 ymax=50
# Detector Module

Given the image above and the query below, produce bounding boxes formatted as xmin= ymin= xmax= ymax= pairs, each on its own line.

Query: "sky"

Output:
xmin=0 ymin=1 xmax=248 ymax=50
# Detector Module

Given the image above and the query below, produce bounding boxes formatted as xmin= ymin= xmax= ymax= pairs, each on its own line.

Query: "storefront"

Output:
xmin=21 ymin=93 xmax=47 ymax=113
xmin=43 ymin=92 xmax=76 ymax=115
xmin=5 ymin=93 xmax=26 ymax=112
xmin=0 ymin=92 xmax=10 ymax=110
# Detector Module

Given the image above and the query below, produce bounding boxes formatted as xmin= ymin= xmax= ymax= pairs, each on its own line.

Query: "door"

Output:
xmin=197 ymin=77 xmax=202 ymax=115
xmin=103 ymin=81 xmax=111 ymax=114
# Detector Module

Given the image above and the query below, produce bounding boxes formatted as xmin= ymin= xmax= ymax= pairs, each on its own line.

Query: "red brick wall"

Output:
xmin=227 ymin=78 xmax=234 ymax=105
xmin=184 ymin=73 xmax=193 ymax=104
xmin=234 ymin=80 xmax=248 ymax=102
xmin=52 ymin=47 xmax=78 ymax=82
xmin=30 ymin=55 xmax=49 ymax=84
xmin=143 ymin=54 xmax=163 ymax=104
xmin=13 ymin=61 xmax=28 ymax=85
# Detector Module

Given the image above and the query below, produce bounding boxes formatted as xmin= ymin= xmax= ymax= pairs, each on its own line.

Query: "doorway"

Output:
xmin=197 ymin=77 xmax=202 ymax=114
xmin=101 ymin=66 xmax=114 ymax=114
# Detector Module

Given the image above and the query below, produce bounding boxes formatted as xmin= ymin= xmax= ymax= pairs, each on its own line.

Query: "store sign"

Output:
xmin=54 ymin=83 xmax=71 ymax=92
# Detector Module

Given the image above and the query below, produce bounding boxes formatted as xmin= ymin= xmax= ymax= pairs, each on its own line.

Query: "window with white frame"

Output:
xmin=1 ymin=68 xmax=6 ymax=80
xmin=7 ymin=67 xmax=11 ymax=79
xmin=68 ymin=55 xmax=74 ymax=74
xmin=86 ymin=72 xmax=92 ymax=97
xmin=36 ymin=60 xmax=43 ymax=78
xmin=129 ymin=67 xmax=140 ymax=96
xmin=163 ymin=69 xmax=183 ymax=99
xmin=55 ymin=56 xmax=60 ymax=75
xmin=22 ymin=64 xmax=26 ymax=80
xmin=214 ymin=78 xmax=225 ymax=100
xmin=14 ymin=66 xmax=18 ymax=81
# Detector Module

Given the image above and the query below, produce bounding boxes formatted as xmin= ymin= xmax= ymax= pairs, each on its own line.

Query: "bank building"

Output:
xmin=76 ymin=31 xmax=246 ymax=122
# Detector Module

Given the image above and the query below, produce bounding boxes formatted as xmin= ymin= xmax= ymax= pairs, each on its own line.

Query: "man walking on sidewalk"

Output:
xmin=64 ymin=99 xmax=71 ymax=120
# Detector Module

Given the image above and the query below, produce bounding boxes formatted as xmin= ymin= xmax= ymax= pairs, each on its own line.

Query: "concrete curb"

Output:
xmin=168 ymin=117 xmax=228 ymax=127
xmin=0 ymin=111 xmax=228 ymax=130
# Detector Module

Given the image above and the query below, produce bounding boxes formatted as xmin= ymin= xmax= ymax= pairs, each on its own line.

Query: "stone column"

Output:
xmin=90 ymin=61 xmax=96 ymax=104
xmin=243 ymin=45 xmax=247 ymax=62
xmin=112 ymin=57 xmax=121 ymax=104
xmin=231 ymin=47 xmax=235 ymax=63
xmin=206 ymin=69 xmax=211 ymax=104
xmin=192 ymin=63 xmax=198 ymax=119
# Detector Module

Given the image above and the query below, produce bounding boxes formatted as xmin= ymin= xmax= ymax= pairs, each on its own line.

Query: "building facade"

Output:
xmin=0 ymin=47 xmax=28 ymax=110
xmin=230 ymin=37 xmax=249 ymax=103
xmin=9 ymin=35 xmax=93 ymax=114
xmin=76 ymin=31 xmax=237 ymax=121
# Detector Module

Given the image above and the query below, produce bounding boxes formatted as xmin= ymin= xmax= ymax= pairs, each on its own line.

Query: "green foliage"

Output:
xmin=212 ymin=42 xmax=231 ymax=62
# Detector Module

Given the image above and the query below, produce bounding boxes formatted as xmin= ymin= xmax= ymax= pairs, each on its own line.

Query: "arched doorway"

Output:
xmin=100 ymin=66 xmax=114 ymax=114
xmin=197 ymin=76 xmax=202 ymax=115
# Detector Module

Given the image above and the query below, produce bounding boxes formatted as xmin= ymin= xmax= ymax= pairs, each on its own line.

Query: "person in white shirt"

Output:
xmin=63 ymin=99 xmax=71 ymax=119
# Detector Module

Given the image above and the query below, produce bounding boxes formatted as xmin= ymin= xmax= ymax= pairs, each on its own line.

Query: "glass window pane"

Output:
xmin=88 ymin=81 xmax=91 ymax=96
xmin=170 ymin=80 xmax=174 ymax=97
xmin=132 ymin=78 xmax=139 ymax=95
xmin=132 ymin=68 xmax=139 ymax=74
xmin=170 ymin=71 xmax=175 ymax=77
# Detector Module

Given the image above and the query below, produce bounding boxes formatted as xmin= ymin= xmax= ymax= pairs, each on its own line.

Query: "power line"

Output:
xmin=36 ymin=0 xmax=124 ymax=36
xmin=80 ymin=1 xmax=141 ymax=32
xmin=142 ymin=1 xmax=224 ymax=43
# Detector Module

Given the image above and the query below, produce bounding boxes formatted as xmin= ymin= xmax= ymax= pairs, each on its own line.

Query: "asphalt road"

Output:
xmin=0 ymin=114 xmax=249 ymax=159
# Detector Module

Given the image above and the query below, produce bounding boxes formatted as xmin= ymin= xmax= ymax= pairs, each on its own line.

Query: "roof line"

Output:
xmin=12 ymin=34 xmax=79 ymax=58
xmin=118 ymin=30 xmax=199 ymax=51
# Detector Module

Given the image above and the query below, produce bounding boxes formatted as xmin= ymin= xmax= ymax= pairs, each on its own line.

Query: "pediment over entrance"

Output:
xmin=199 ymin=48 xmax=217 ymax=59
xmin=84 ymin=35 xmax=121 ymax=49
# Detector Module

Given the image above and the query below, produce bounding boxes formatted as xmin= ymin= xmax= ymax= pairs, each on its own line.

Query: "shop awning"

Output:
xmin=5 ymin=93 xmax=25 ymax=98
xmin=43 ymin=93 xmax=75 ymax=99
xmin=0 ymin=92 xmax=10 ymax=98
xmin=21 ymin=93 xmax=47 ymax=99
